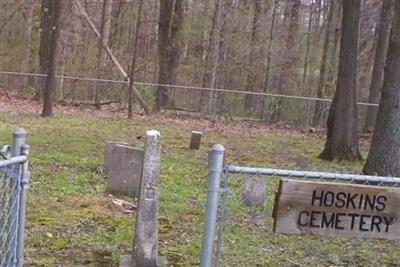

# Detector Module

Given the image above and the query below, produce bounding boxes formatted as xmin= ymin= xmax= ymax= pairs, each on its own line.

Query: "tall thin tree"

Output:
xmin=94 ymin=0 xmax=114 ymax=109
xmin=312 ymin=0 xmax=337 ymax=127
xmin=41 ymin=0 xmax=62 ymax=117
xmin=363 ymin=0 xmax=400 ymax=176
xmin=319 ymin=0 xmax=362 ymax=161
xmin=35 ymin=0 xmax=52 ymax=100
xmin=128 ymin=0 xmax=143 ymax=118
xmin=302 ymin=0 xmax=314 ymax=90
xmin=271 ymin=0 xmax=300 ymax=122
xmin=199 ymin=0 xmax=222 ymax=114
xmin=363 ymin=0 xmax=394 ymax=132
xmin=260 ymin=0 xmax=278 ymax=120
xmin=156 ymin=0 xmax=185 ymax=112
xmin=244 ymin=0 xmax=262 ymax=112
xmin=21 ymin=0 xmax=34 ymax=87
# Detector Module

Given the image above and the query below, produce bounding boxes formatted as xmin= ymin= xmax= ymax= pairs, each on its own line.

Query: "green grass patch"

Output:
xmin=0 ymin=112 xmax=398 ymax=266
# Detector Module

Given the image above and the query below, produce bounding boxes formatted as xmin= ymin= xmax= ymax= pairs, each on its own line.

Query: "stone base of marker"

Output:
xmin=104 ymin=141 xmax=144 ymax=197
xmin=242 ymin=176 xmax=266 ymax=206
xmin=119 ymin=255 xmax=167 ymax=267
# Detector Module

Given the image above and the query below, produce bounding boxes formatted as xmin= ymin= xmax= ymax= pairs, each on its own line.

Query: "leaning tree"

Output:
xmin=363 ymin=0 xmax=400 ymax=176
xmin=319 ymin=0 xmax=362 ymax=161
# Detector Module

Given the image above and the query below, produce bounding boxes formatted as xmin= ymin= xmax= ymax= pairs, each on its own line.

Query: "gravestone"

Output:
xmin=242 ymin=176 xmax=267 ymax=206
xmin=189 ymin=131 xmax=202 ymax=150
xmin=132 ymin=130 xmax=161 ymax=267
xmin=120 ymin=130 xmax=164 ymax=267
xmin=105 ymin=141 xmax=143 ymax=197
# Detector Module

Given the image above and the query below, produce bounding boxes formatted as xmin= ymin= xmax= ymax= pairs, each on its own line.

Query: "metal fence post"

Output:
xmin=215 ymin=168 xmax=229 ymax=267
xmin=9 ymin=128 xmax=27 ymax=265
xmin=200 ymin=144 xmax=225 ymax=267
xmin=305 ymin=99 xmax=312 ymax=129
xmin=16 ymin=144 xmax=30 ymax=267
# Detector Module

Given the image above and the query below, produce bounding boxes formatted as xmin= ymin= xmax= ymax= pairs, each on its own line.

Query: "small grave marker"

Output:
xmin=105 ymin=141 xmax=143 ymax=196
xmin=189 ymin=131 xmax=202 ymax=150
xmin=242 ymin=176 xmax=266 ymax=206
xmin=273 ymin=179 xmax=400 ymax=240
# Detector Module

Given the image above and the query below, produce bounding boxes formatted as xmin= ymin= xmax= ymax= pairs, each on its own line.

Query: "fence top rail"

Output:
xmin=225 ymin=165 xmax=400 ymax=186
xmin=0 ymin=155 xmax=27 ymax=168
xmin=0 ymin=71 xmax=379 ymax=107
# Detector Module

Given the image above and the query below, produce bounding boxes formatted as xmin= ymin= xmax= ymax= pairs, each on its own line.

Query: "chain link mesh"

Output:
xmin=214 ymin=166 xmax=400 ymax=266
xmin=0 ymin=164 xmax=22 ymax=267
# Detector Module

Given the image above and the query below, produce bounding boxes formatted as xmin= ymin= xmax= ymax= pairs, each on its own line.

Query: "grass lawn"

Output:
xmin=0 ymin=109 xmax=399 ymax=266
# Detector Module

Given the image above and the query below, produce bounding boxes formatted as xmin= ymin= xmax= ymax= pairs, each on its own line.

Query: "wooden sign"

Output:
xmin=273 ymin=179 xmax=400 ymax=240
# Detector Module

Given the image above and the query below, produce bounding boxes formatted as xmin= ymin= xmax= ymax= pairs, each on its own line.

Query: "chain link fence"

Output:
xmin=200 ymin=145 xmax=400 ymax=267
xmin=0 ymin=71 xmax=379 ymax=129
xmin=0 ymin=129 xmax=30 ymax=267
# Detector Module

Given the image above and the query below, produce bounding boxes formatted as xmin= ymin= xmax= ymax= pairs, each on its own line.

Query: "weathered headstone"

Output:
xmin=242 ymin=176 xmax=267 ymax=206
xmin=189 ymin=131 xmax=202 ymax=150
xmin=132 ymin=130 xmax=161 ymax=267
xmin=105 ymin=141 xmax=143 ymax=196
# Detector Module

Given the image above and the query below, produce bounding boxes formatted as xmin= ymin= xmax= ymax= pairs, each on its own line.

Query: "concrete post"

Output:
xmin=132 ymin=130 xmax=161 ymax=267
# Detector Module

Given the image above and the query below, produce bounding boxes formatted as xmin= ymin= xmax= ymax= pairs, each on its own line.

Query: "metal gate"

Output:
xmin=200 ymin=144 xmax=400 ymax=267
xmin=0 ymin=128 xmax=30 ymax=267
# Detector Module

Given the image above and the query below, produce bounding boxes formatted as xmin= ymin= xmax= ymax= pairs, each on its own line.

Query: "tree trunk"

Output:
xmin=260 ymin=0 xmax=278 ymax=120
xmin=35 ymin=0 xmax=52 ymax=100
xmin=363 ymin=0 xmax=394 ymax=133
xmin=21 ymin=0 xmax=34 ymax=87
xmin=302 ymin=0 xmax=314 ymax=90
xmin=156 ymin=0 xmax=173 ymax=112
xmin=271 ymin=0 xmax=300 ymax=122
xmin=312 ymin=0 xmax=336 ymax=127
xmin=109 ymin=0 xmax=124 ymax=48
xmin=363 ymin=0 xmax=400 ymax=176
xmin=319 ymin=0 xmax=362 ymax=161
xmin=200 ymin=0 xmax=222 ymax=114
xmin=326 ymin=5 xmax=342 ymax=88
xmin=41 ymin=0 xmax=62 ymax=117
xmin=167 ymin=0 xmax=185 ymax=108
xmin=244 ymin=0 xmax=262 ymax=112
xmin=94 ymin=0 xmax=113 ymax=109
xmin=128 ymin=0 xmax=143 ymax=118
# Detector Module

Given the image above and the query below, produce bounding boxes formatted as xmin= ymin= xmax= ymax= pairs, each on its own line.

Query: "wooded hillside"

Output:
xmin=0 ymin=0 xmax=389 ymax=127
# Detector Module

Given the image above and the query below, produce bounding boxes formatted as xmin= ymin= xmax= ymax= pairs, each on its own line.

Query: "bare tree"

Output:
xmin=35 ymin=0 xmax=53 ymax=100
xmin=363 ymin=0 xmax=394 ymax=133
xmin=128 ymin=0 xmax=143 ymax=118
xmin=319 ymin=0 xmax=362 ymax=161
xmin=199 ymin=0 xmax=222 ymax=114
xmin=363 ymin=0 xmax=400 ymax=176
xmin=312 ymin=0 xmax=337 ymax=127
xmin=21 ymin=0 xmax=34 ymax=86
xmin=167 ymin=0 xmax=185 ymax=108
xmin=41 ymin=0 xmax=63 ymax=117
xmin=94 ymin=0 xmax=113 ymax=109
xmin=302 ymin=0 xmax=314 ymax=90
xmin=260 ymin=0 xmax=278 ymax=120
xmin=271 ymin=0 xmax=301 ymax=122
xmin=244 ymin=0 xmax=262 ymax=112
xmin=156 ymin=0 xmax=185 ymax=112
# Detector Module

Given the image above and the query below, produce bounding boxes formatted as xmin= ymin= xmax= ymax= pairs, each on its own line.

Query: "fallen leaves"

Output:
xmin=108 ymin=194 xmax=137 ymax=213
